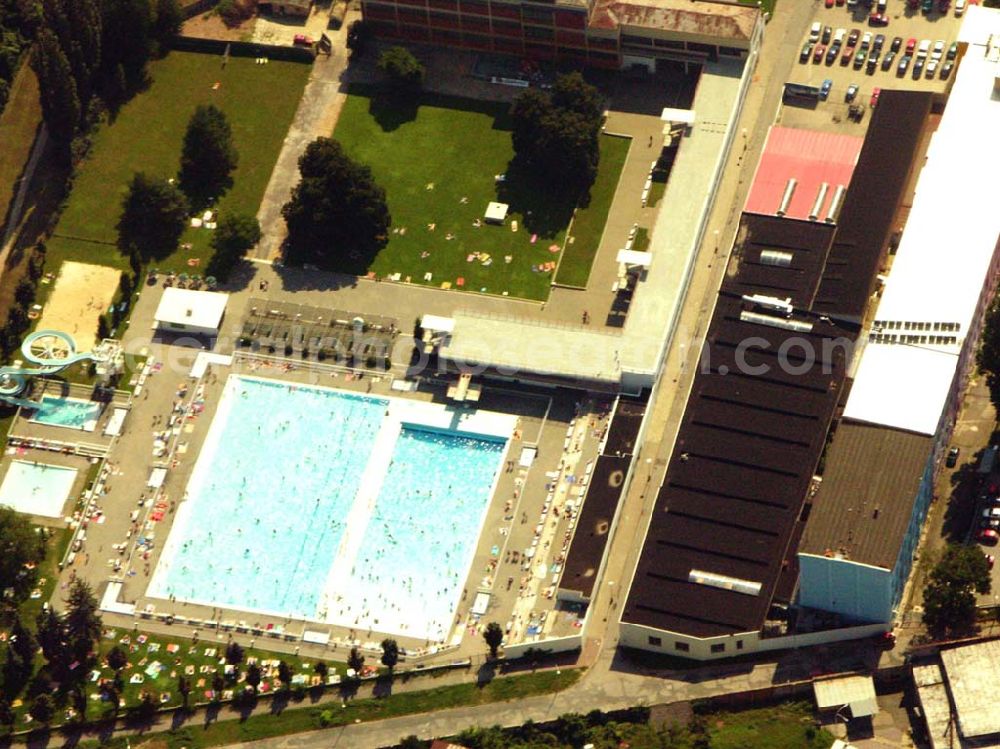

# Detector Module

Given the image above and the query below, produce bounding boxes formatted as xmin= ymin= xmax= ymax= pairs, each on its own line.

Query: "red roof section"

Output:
xmin=744 ymin=127 xmax=864 ymax=222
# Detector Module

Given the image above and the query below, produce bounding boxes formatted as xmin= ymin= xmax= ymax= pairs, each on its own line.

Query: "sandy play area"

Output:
xmin=36 ymin=261 xmax=121 ymax=351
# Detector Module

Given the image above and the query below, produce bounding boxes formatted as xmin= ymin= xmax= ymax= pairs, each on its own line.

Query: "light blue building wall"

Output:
xmin=798 ymin=453 xmax=936 ymax=624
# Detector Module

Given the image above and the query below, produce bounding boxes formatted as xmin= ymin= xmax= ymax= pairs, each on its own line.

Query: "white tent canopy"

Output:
xmin=616 ymin=249 xmax=653 ymax=268
xmin=484 ymin=201 xmax=509 ymax=223
xmin=660 ymin=107 xmax=696 ymax=125
xmin=147 ymin=467 xmax=168 ymax=489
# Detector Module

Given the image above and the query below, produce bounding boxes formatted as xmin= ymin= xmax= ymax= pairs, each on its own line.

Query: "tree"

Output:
xmin=151 ymin=0 xmax=182 ymax=53
xmin=281 ymin=137 xmax=390 ymax=268
xmin=3 ymin=618 xmax=37 ymax=692
xmin=206 ymin=212 xmax=260 ymax=282
xmin=922 ymin=544 xmax=992 ymax=638
xmin=0 ymin=508 xmax=45 ymax=604
xmin=346 ymin=20 xmax=373 ymax=58
xmin=0 ymin=699 xmax=14 ymax=728
xmin=398 ymin=736 xmax=423 ymax=749
xmin=380 ymin=638 xmax=399 ymax=673
xmin=978 ymin=295 xmax=1000 ymax=406
xmin=211 ymin=672 xmax=225 ymax=696
xmin=106 ymin=645 xmax=127 ymax=672
xmin=509 ymin=73 xmax=604 ymax=196
xmin=376 ymin=46 xmax=424 ymax=96
xmin=116 ymin=172 xmax=188 ymax=260
xmin=31 ymin=27 xmax=80 ymax=145
xmin=64 ymin=579 xmax=101 ymax=664
xmin=178 ymin=674 xmax=191 ymax=707
xmin=224 ymin=641 xmax=244 ymax=666
xmin=245 ymin=662 xmax=262 ymax=693
xmin=314 ymin=661 xmax=328 ymax=682
xmin=99 ymin=0 xmax=154 ymax=94
xmin=35 ymin=608 xmax=65 ymax=664
xmin=277 ymin=660 xmax=292 ymax=690
xmin=483 ymin=621 xmax=504 ymax=660
xmin=347 ymin=646 xmax=364 ymax=676
xmin=178 ymin=104 xmax=238 ymax=210
xmin=28 ymin=694 xmax=54 ymax=724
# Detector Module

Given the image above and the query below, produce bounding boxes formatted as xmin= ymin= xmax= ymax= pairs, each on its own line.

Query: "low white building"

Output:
xmin=153 ymin=288 xmax=229 ymax=337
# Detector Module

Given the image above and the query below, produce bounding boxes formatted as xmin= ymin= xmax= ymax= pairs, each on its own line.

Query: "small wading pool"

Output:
xmin=28 ymin=396 xmax=102 ymax=432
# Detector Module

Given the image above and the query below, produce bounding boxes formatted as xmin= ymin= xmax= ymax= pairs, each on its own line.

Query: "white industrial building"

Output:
xmin=798 ymin=6 xmax=1000 ymax=624
xmin=153 ymin=288 xmax=230 ymax=337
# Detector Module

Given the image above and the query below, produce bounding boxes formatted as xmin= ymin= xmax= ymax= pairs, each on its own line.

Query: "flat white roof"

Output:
xmin=813 ymin=675 xmax=879 ymax=718
xmin=154 ymin=288 xmax=229 ymax=331
xmin=616 ymin=249 xmax=652 ymax=267
xmin=660 ymin=107 xmax=696 ymax=125
xmin=484 ymin=201 xmax=508 ymax=221
xmin=843 ymin=7 xmax=1000 ymax=435
xmin=441 ymin=311 xmax=622 ymax=384
xmin=941 ymin=640 xmax=1000 ymax=739
xmin=421 ymin=314 xmax=455 ymax=334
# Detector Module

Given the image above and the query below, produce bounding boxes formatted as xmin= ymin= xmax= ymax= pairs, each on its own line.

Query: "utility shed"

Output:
xmin=153 ymin=288 xmax=229 ymax=337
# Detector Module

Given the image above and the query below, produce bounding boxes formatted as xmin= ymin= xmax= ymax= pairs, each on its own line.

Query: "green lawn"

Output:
xmin=6 ymin=628 xmax=347 ymax=731
xmin=47 ymin=51 xmax=310 ymax=275
xmin=739 ymin=0 xmax=776 ymax=14
xmin=73 ymin=669 xmax=581 ymax=748
xmin=707 ymin=702 xmax=834 ymax=749
xmin=333 ymin=87 xmax=627 ymax=300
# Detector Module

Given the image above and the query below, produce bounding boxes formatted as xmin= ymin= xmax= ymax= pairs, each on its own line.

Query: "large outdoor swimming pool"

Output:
xmin=148 ymin=376 xmax=510 ymax=641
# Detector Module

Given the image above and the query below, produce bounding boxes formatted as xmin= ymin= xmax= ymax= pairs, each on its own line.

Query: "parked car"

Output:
xmin=870 ymin=87 xmax=881 ymax=107
xmin=932 ymin=39 xmax=946 ymax=60
xmin=842 ymin=45 xmax=856 ymax=65
xmin=897 ymin=54 xmax=912 ymax=75
xmin=822 ymin=25 xmax=833 ymax=44
xmin=825 ymin=0 xmax=834 ymax=6
xmin=890 ymin=36 xmax=903 ymax=53
xmin=926 ymin=59 xmax=939 ymax=77
xmin=906 ymin=37 xmax=917 ymax=54
xmin=956 ymin=0 xmax=967 ymax=15
xmin=978 ymin=528 xmax=999 ymax=545
xmin=873 ymin=34 xmax=886 ymax=53
xmin=815 ymin=44 xmax=827 ymax=63
xmin=861 ymin=31 xmax=873 ymax=50
xmin=854 ymin=49 xmax=867 ymax=68
xmin=869 ymin=12 xmax=889 ymax=25
xmin=982 ymin=517 xmax=1000 ymax=530
xmin=801 ymin=42 xmax=814 ymax=63
xmin=848 ymin=28 xmax=861 ymax=47
xmin=867 ymin=52 xmax=880 ymax=74
xmin=845 ymin=83 xmax=859 ymax=102
xmin=941 ymin=60 xmax=954 ymax=78
xmin=826 ymin=44 xmax=841 ymax=64
xmin=946 ymin=446 xmax=961 ymax=467
xmin=810 ymin=21 xmax=822 ymax=42
xmin=834 ymin=28 xmax=847 ymax=45
xmin=882 ymin=50 xmax=896 ymax=70
xmin=913 ymin=57 xmax=925 ymax=77
xmin=982 ymin=507 xmax=1000 ymax=519
xmin=820 ymin=79 xmax=833 ymax=100
xmin=947 ymin=41 xmax=959 ymax=59
xmin=292 ymin=34 xmax=314 ymax=46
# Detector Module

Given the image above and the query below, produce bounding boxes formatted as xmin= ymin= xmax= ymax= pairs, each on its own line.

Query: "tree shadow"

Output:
xmin=495 ymin=158 xmax=578 ymax=240
xmin=371 ymin=674 xmax=394 ymax=698
xmin=476 ymin=661 xmax=497 ymax=687
xmin=367 ymin=91 xmax=419 ymax=133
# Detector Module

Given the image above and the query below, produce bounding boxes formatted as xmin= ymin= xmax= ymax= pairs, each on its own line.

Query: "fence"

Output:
xmin=170 ymin=35 xmax=317 ymax=63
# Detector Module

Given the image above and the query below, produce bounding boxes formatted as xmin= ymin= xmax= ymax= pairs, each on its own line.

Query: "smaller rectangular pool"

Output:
xmin=29 ymin=396 xmax=102 ymax=432
xmin=0 ymin=460 xmax=78 ymax=517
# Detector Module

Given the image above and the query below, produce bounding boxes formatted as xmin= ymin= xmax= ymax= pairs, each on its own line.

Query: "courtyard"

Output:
xmin=333 ymin=86 xmax=630 ymax=300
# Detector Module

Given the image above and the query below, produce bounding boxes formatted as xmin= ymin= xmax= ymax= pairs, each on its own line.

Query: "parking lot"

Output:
xmin=781 ymin=0 xmax=964 ymax=133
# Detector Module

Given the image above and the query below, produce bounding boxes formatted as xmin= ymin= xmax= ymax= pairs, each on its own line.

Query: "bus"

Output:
xmin=783 ymin=82 xmax=822 ymax=104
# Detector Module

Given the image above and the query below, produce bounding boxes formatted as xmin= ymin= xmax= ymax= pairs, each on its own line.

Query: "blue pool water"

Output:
xmin=328 ymin=427 xmax=505 ymax=639
xmin=149 ymin=377 xmax=388 ymax=618
xmin=150 ymin=376 xmax=507 ymax=639
xmin=30 ymin=396 xmax=102 ymax=431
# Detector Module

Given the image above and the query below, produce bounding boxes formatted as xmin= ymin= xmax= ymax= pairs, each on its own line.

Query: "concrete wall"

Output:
xmin=797 ymin=555 xmax=893 ymax=624
xmin=503 ymin=633 xmax=582 ymax=659
xmin=619 ymin=617 xmax=888 ymax=661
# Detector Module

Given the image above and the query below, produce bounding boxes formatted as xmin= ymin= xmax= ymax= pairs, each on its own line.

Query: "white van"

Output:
xmin=809 ymin=22 xmax=821 ymax=42
xmin=956 ymin=0 xmax=967 ymax=15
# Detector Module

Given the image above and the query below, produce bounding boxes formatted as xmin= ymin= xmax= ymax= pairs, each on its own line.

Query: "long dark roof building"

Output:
xmin=620 ymin=91 xmax=931 ymax=644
